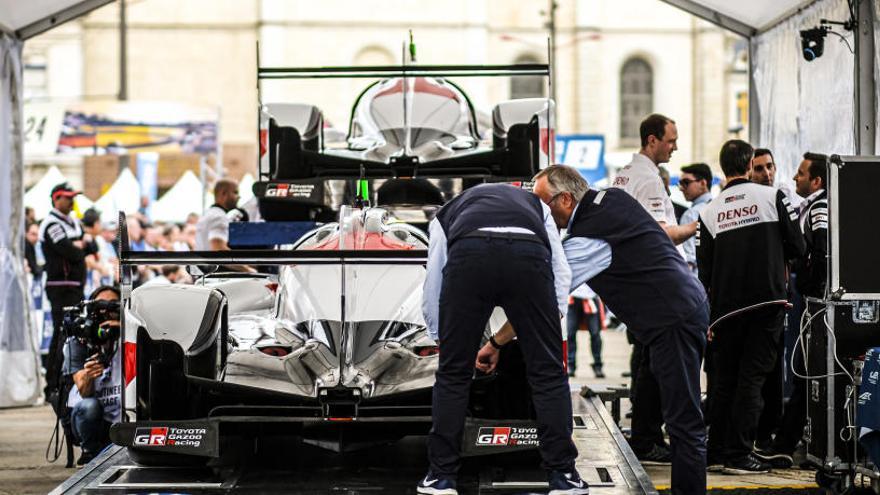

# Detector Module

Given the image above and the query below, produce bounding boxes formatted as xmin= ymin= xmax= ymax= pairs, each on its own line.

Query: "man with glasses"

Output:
xmin=678 ymin=164 xmax=714 ymax=276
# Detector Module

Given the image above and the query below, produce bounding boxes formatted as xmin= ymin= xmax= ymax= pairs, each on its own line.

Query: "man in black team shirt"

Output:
xmin=39 ymin=183 xmax=96 ymax=402
xmin=697 ymin=140 xmax=805 ymax=474
xmin=754 ymin=152 xmax=829 ymax=468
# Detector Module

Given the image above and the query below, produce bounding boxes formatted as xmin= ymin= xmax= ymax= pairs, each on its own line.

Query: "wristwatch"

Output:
xmin=489 ymin=335 xmax=504 ymax=350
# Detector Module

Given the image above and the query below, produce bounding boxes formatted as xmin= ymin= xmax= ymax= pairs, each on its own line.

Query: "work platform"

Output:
xmin=51 ymin=392 xmax=656 ymax=494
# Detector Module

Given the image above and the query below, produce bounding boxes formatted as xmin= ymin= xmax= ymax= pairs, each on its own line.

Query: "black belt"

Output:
xmin=460 ymin=230 xmax=545 ymax=245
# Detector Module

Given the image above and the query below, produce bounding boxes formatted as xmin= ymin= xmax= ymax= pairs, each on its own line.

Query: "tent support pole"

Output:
xmin=118 ymin=0 xmax=128 ymax=101
xmin=748 ymin=37 xmax=761 ymax=145
xmin=854 ymin=0 xmax=876 ymax=155
xmin=14 ymin=0 xmax=113 ymax=41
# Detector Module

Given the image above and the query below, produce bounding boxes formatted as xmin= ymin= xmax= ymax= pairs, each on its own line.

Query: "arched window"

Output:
xmin=620 ymin=57 xmax=653 ymax=142
xmin=354 ymin=46 xmax=394 ymax=66
xmin=510 ymin=55 xmax=545 ymax=100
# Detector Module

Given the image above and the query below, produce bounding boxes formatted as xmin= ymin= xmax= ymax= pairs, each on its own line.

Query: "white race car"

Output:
xmin=111 ymin=64 xmax=561 ymax=465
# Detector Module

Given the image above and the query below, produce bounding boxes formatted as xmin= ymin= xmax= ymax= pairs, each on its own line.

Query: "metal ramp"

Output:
xmin=52 ymin=392 xmax=656 ymax=494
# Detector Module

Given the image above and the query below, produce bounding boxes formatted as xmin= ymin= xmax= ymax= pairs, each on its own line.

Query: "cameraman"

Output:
xmin=63 ymin=286 xmax=122 ymax=464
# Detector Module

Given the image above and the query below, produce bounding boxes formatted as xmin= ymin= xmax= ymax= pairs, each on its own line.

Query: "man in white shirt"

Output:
xmin=195 ymin=179 xmax=253 ymax=272
xmin=612 ymin=114 xmax=697 ymax=245
xmin=612 ymin=113 xmax=696 ymax=466
xmin=196 ymin=179 xmax=239 ymax=251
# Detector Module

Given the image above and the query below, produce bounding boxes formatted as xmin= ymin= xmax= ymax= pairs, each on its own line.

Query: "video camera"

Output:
xmin=62 ymin=299 xmax=121 ymax=367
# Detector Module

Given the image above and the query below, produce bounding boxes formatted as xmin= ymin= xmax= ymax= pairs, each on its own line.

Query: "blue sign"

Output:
xmin=555 ymin=134 xmax=606 ymax=186
xmin=136 ymin=152 xmax=159 ymax=218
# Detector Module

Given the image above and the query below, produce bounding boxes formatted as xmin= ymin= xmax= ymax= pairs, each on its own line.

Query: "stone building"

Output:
xmin=23 ymin=0 xmax=748 ymax=182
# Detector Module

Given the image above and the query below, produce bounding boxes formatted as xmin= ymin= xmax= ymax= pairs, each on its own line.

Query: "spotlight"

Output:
xmin=800 ymin=26 xmax=829 ymax=62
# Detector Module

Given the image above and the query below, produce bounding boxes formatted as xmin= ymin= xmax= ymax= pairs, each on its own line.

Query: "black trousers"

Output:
xmin=45 ymin=286 xmax=83 ymax=399
xmin=637 ymin=305 xmax=708 ymax=495
xmin=707 ymin=306 xmax=784 ymax=461
xmin=756 ymin=338 xmax=784 ymax=444
xmin=629 ymin=340 xmax=666 ymax=453
xmin=428 ymin=238 xmax=577 ymax=476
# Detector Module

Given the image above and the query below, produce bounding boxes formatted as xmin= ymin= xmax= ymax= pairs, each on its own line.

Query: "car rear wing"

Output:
xmin=115 ymin=212 xmax=427 ymax=293
xmin=257 ymin=63 xmax=549 ymax=80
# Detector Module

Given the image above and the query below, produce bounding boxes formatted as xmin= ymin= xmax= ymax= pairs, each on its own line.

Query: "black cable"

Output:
xmin=45 ymin=359 xmax=67 ymax=464
xmin=45 ymin=416 xmax=65 ymax=464
xmin=828 ymin=30 xmax=855 ymax=54
xmin=45 ymin=338 xmax=76 ymax=466
xmin=707 ymin=299 xmax=791 ymax=333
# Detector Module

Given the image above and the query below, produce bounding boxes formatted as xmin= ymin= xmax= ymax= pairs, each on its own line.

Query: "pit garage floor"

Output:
xmin=1 ymin=330 xmax=819 ymax=494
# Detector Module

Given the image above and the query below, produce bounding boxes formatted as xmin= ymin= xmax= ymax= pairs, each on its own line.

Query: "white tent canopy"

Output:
xmin=94 ymin=167 xmax=141 ymax=222
xmin=660 ymin=0 xmax=818 ymax=36
xmin=151 ymin=170 xmax=205 ymax=223
xmin=23 ymin=165 xmax=66 ymax=220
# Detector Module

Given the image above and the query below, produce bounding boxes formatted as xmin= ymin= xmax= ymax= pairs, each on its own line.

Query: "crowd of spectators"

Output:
xmin=24 ymin=204 xmax=200 ymax=291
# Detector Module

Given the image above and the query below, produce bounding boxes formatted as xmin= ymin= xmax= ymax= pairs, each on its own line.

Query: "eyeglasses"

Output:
xmin=546 ymin=192 xmax=566 ymax=206
xmin=678 ymin=179 xmax=697 ymax=188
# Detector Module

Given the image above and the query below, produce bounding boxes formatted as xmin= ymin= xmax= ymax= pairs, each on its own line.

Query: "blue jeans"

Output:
xmin=71 ymin=398 xmax=110 ymax=454
xmin=566 ymin=298 xmax=603 ymax=370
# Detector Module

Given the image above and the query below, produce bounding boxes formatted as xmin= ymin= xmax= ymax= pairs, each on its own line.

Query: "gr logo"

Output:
xmin=134 ymin=427 xmax=168 ymax=446
xmin=477 ymin=427 xmax=511 ymax=445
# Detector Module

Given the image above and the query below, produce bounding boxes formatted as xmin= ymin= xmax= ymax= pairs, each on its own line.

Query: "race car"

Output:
xmin=110 ymin=64 xmax=560 ymax=464
xmin=254 ymin=64 xmax=555 ymax=222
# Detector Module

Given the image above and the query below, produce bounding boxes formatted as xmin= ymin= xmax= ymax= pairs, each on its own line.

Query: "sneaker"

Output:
xmin=548 ymin=469 xmax=590 ymax=495
xmin=416 ymin=472 xmax=457 ymax=495
xmin=722 ymin=453 xmax=772 ymax=475
xmin=568 ymin=366 xmax=577 ymax=377
xmin=592 ymin=364 xmax=606 ymax=379
xmin=634 ymin=443 xmax=672 ymax=466
xmin=754 ymin=446 xmax=794 ymax=469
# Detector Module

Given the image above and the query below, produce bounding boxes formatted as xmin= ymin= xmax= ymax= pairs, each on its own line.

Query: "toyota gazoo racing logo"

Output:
xmin=134 ymin=427 xmax=168 ymax=446
xmin=476 ymin=426 xmax=539 ymax=446
xmin=264 ymin=183 xmax=316 ymax=198
xmin=264 ymin=183 xmax=291 ymax=197
xmin=134 ymin=427 xmax=206 ymax=447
